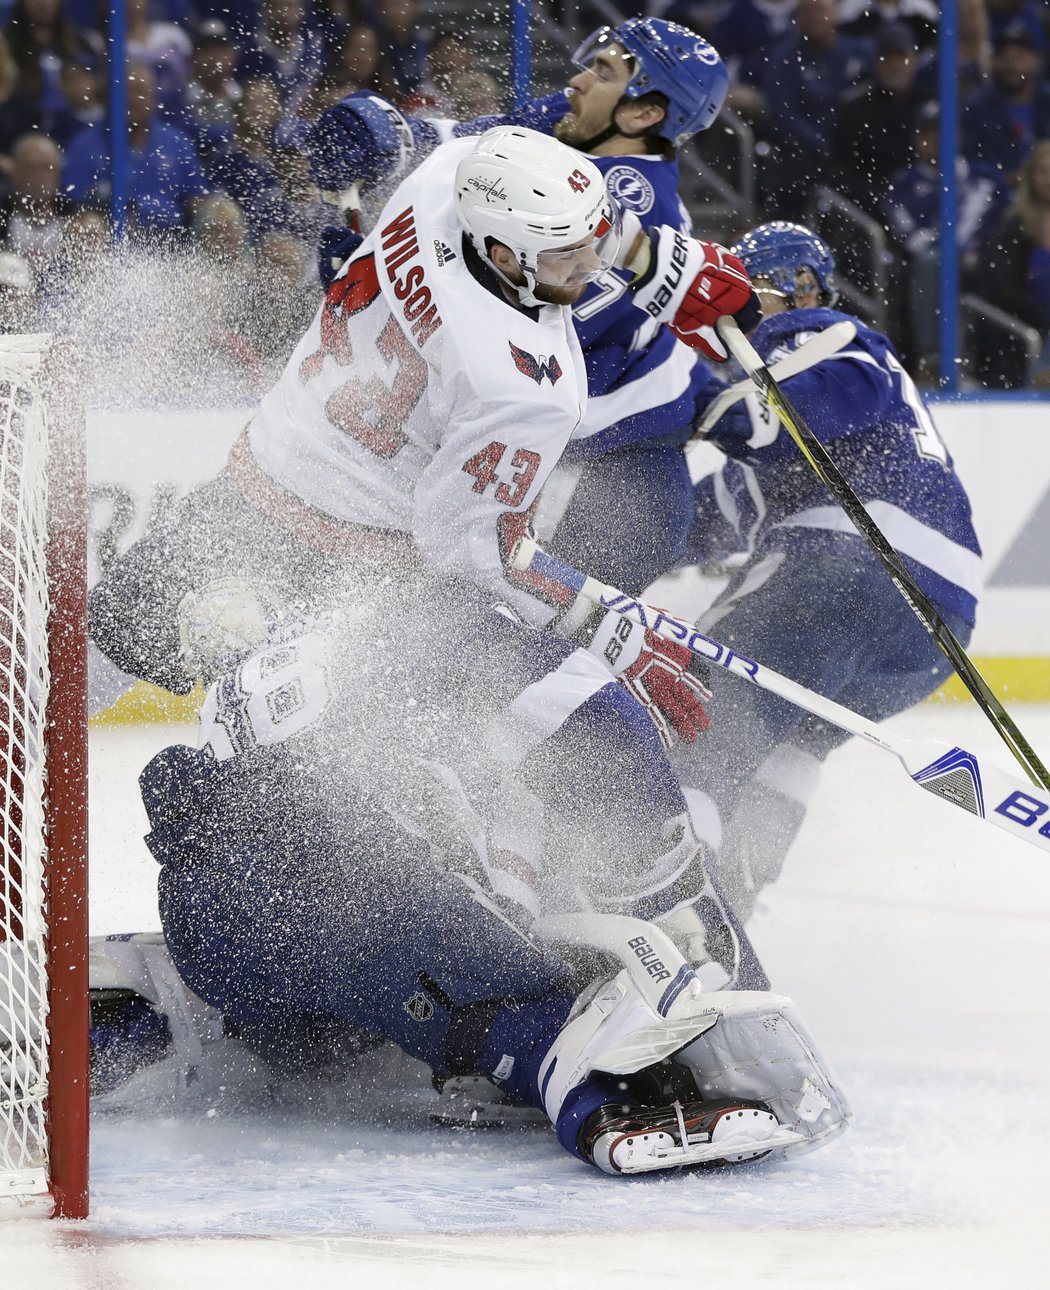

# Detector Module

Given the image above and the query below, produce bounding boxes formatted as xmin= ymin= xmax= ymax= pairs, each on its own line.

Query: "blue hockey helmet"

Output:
xmin=571 ymin=18 xmax=729 ymax=145
xmin=730 ymin=222 xmax=839 ymax=307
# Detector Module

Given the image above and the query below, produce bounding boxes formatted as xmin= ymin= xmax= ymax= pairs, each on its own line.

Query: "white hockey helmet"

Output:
xmin=455 ymin=125 xmax=622 ymax=306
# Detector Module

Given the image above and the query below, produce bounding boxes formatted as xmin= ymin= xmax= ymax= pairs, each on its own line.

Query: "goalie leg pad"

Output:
xmin=671 ymin=990 xmax=852 ymax=1158
xmin=89 ymin=932 xmax=224 ymax=1066
xmin=89 ymin=933 xmax=273 ymax=1106
xmin=531 ymin=914 xmax=716 ymax=1123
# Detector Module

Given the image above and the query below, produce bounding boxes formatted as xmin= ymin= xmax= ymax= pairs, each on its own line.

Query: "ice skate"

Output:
xmin=580 ymin=1097 xmax=801 ymax=1174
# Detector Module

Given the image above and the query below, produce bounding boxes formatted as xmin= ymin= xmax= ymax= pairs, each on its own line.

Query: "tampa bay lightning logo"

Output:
xmin=604 ymin=165 xmax=656 ymax=216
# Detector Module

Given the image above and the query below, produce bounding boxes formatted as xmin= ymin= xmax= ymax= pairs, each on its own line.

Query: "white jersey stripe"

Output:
xmin=483 ymin=648 xmax=615 ymax=769
xmin=574 ymin=339 xmax=697 ymax=439
xmin=774 ymin=501 xmax=983 ymax=599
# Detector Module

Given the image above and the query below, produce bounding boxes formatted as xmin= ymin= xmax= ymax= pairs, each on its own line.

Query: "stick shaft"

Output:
xmin=715 ymin=316 xmax=1050 ymax=793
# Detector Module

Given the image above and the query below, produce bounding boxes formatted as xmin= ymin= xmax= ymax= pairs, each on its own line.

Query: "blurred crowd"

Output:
xmin=1 ymin=0 xmax=1049 ymax=395
xmin=662 ymin=0 xmax=1050 ymax=386
xmin=0 ymin=0 xmax=506 ymax=400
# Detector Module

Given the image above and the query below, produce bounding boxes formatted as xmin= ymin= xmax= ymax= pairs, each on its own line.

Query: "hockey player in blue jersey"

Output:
xmin=90 ymin=613 xmax=850 ymax=1176
xmin=309 ymin=17 xmax=733 ymax=593
xmin=681 ymin=222 xmax=982 ymax=920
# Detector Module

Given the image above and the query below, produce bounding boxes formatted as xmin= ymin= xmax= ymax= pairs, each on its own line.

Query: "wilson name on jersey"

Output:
xmin=246 ymin=139 xmax=589 ymax=627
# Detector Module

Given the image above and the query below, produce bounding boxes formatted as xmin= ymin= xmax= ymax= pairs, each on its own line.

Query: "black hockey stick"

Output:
xmin=715 ymin=316 xmax=1050 ymax=794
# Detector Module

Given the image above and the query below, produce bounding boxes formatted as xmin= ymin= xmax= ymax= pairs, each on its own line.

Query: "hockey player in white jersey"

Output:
xmin=236 ymin=121 xmax=753 ymax=633
xmin=89 ymin=125 xmax=764 ymax=978
xmin=241 ymin=126 xmax=603 ymax=622
xmin=682 ymin=222 xmax=981 ymax=921
xmin=308 ymin=17 xmax=738 ymax=595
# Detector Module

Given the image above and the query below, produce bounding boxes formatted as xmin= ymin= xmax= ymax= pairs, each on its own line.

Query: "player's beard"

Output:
xmin=553 ymin=112 xmax=580 ymax=145
xmin=554 ymin=100 xmax=616 ymax=154
xmin=554 ymin=106 xmax=606 ymax=149
xmin=533 ymin=280 xmax=588 ymax=306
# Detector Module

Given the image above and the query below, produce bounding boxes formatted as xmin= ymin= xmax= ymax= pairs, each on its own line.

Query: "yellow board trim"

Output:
xmin=928 ymin=658 xmax=1050 ymax=705
xmin=90 ymin=681 xmax=203 ymax=727
xmin=89 ymin=660 xmax=1050 ymax=729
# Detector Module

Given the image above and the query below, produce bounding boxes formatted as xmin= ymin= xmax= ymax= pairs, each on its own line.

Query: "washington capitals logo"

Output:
xmin=509 ymin=341 xmax=563 ymax=386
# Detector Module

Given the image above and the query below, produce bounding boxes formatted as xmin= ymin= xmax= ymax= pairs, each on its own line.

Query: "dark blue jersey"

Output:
xmin=691 ymin=308 xmax=981 ymax=625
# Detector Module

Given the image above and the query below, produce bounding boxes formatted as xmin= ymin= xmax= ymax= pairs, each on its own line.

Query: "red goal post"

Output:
xmin=0 ymin=335 xmax=89 ymax=1219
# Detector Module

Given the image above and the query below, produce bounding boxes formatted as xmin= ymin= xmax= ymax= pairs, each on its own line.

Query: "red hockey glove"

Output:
xmin=586 ymin=609 xmax=712 ymax=748
xmin=632 ymin=229 xmax=759 ymax=362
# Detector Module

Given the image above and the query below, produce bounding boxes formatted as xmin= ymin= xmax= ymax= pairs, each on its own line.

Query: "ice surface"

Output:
xmin=6 ymin=705 xmax=1050 ymax=1288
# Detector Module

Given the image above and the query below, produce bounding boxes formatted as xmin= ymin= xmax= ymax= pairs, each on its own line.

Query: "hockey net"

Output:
xmin=0 ymin=336 xmax=88 ymax=1219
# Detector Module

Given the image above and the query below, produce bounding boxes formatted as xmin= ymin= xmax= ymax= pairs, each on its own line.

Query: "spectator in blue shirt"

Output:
xmin=236 ymin=0 xmax=327 ymax=113
xmin=42 ymin=57 xmax=105 ymax=150
xmin=916 ymin=0 xmax=991 ymax=102
xmin=753 ymin=0 xmax=874 ymax=219
xmin=329 ymin=22 xmax=388 ymax=99
xmin=963 ymin=21 xmax=1050 ymax=183
xmin=370 ymin=0 xmax=428 ymax=99
xmin=178 ymin=19 xmax=242 ymax=163
xmin=62 ymin=61 xmax=210 ymax=242
xmin=203 ymin=75 xmax=286 ymax=241
xmin=832 ymin=21 xmax=931 ymax=214
xmin=882 ymin=101 xmax=1009 ymax=377
xmin=125 ymin=0 xmax=195 ymax=122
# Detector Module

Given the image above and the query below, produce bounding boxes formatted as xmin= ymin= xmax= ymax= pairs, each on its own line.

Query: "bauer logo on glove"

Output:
xmin=632 ymin=229 xmax=760 ymax=363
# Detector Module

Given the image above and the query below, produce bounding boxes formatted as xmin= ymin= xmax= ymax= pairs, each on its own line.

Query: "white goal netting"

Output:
xmin=0 ymin=337 xmax=54 ymax=1210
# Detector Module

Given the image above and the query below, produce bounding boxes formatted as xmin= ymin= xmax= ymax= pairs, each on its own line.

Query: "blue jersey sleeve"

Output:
xmin=705 ymin=309 xmax=895 ymax=462
xmin=696 ymin=307 xmax=982 ymax=625
xmin=558 ymin=153 xmax=711 ymax=458
xmin=448 ymin=93 xmax=571 ymax=139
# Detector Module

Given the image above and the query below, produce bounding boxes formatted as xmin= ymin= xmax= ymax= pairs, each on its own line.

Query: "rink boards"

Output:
xmin=86 ymin=399 xmax=1050 ymax=724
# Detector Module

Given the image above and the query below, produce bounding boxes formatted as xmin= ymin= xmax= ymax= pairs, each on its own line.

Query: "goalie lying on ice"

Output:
xmin=89 ymin=617 xmax=850 ymax=1177
xmin=89 ymin=919 xmax=850 ymax=1175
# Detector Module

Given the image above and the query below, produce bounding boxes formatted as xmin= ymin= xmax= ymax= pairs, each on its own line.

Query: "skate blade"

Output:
xmin=606 ymin=1110 xmax=804 ymax=1174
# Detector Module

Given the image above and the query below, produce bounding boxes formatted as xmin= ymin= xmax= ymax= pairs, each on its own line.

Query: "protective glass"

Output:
xmin=570 ymin=27 xmax=638 ymax=81
xmin=533 ymin=205 xmax=623 ymax=288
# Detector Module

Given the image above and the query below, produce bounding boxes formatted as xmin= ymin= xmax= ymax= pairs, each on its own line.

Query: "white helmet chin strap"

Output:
xmin=505 ymin=270 xmax=543 ymax=309
xmin=486 ymin=246 xmax=544 ymax=308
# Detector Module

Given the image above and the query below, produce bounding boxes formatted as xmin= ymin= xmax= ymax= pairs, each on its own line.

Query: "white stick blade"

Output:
xmin=905 ymin=743 xmax=1050 ymax=856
